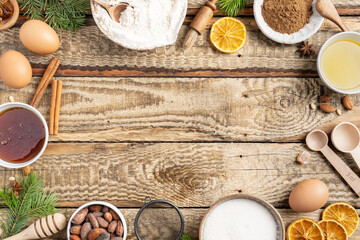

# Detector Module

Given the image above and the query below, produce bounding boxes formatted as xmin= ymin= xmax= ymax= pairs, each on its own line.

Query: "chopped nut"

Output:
xmin=8 ymin=176 xmax=15 ymax=181
xmin=320 ymin=104 xmax=335 ymax=113
xmin=336 ymin=109 xmax=342 ymax=116
xmin=8 ymin=96 xmax=14 ymax=102
xmin=320 ymin=94 xmax=330 ymax=103
xmin=310 ymin=103 xmax=316 ymax=110
xmin=297 ymin=151 xmax=311 ymax=164
xmin=342 ymin=96 xmax=354 ymax=110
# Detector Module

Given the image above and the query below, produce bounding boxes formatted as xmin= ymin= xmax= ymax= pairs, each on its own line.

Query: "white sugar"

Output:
xmin=202 ymin=198 xmax=278 ymax=240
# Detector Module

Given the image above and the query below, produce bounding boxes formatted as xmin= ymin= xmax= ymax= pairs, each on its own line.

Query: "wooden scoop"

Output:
xmin=316 ymin=0 xmax=351 ymax=31
xmin=306 ymin=130 xmax=360 ymax=197
xmin=3 ymin=213 xmax=66 ymax=240
xmin=93 ymin=0 xmax=128 ymax=23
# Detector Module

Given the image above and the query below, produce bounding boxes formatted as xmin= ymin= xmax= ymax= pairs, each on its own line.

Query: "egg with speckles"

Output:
xmin=0 ymin=50 xmax=32 ymax=89
xmin=19 ymin=20 xmax=60 ymax=54
xmin=289 ymin=179 xmax=329 ymax=213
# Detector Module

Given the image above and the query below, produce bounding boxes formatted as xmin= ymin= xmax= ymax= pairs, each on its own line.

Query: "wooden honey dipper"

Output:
xmin=3 ymin=213 xmax=66 ymax=240
xmin=183 ymin=0 xmax=218 ymax=49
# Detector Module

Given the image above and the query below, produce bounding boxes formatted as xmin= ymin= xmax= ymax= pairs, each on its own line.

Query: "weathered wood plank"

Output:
xmin=2 ymin=17 xmax=359 ymax=78
xmin=187 ymin=0 xmax=360 ymax=8
xmin=3 ymin=208 xmax=360 ymax=239
xmin=1 ymin=143 xmax=360 ymax=208
xmin=1 ymin=77 xmax=358 ymax=142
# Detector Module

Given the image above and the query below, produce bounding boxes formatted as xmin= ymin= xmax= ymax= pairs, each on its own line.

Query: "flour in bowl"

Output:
xmin=92 ymin=0 xmax=187 ymax=50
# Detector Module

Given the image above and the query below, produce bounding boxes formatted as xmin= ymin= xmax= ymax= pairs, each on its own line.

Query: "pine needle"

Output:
xmin=0 ymin=172 xmax=58 ymax=238
xmin=217 ymin=0 xmax=247 ymax=17
xmin=17 ymin=0 xmax=90 ymax=31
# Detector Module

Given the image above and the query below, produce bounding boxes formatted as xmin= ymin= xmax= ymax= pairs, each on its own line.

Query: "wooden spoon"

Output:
xmin=93 ymin=0 xmax=128 ymax=23
xmin=3 ymin=213 xmax=66 ymax=240
xmin=316 ymin=0 xmax=351 ymax=31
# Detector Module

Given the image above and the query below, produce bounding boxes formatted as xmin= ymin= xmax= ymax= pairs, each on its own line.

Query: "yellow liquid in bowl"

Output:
xmin=321 ymin=39 xmax=360 ymax=90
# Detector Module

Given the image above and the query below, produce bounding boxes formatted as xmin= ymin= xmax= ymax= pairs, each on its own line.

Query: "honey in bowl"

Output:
xmin=320 ymin=39 xmax=360 ymax=90
xmin=0 ymin=107 xmax=45 ymax=163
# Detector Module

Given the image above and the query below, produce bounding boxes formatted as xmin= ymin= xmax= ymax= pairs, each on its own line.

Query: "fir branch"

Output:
xmin=217 ymin=0 xmax=247 ymax=17
xmin=181 ymin=233 xmax=198 ymax=240
xmin=0 ymin=172 xmax=58 ymax=238
xmin=17 ymin=0 xmax=90 ymax=31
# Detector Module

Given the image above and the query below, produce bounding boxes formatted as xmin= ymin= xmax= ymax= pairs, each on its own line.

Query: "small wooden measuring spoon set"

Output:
xmin=306 ymin=122 xmax=360 ymax=197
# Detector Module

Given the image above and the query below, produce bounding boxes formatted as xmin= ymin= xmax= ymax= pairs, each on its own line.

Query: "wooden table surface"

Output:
xmin=1 ymin=0 xmax=360 ymax=239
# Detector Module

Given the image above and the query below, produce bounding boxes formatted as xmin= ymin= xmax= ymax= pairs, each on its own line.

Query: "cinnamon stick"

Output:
xmin=49 ymin=80 xmax=63 ymax=135
xmin=30 ymin=58 xmax=61 ymax=108
xmin=49 ymin=80 xmax=57 ymax=135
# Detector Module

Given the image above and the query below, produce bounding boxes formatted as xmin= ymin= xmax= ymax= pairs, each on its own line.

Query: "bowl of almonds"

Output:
xmin=67 ymin=201 xmax=127 ymax=240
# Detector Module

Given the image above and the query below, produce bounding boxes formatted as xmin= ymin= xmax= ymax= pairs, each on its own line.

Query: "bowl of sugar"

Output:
xmin=199 ymin=194 xmax=285 ymax=240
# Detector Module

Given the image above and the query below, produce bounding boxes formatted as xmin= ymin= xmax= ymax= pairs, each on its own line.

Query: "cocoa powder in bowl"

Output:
xmin=261 ymin=0 xmax=313 ymax=34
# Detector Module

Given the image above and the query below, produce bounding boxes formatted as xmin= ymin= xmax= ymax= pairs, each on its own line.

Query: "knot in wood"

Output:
xmin=280 ymin=98 xmax=291 ymax=108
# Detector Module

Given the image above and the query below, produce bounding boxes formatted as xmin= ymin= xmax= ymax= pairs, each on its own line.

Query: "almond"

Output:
xmin=320 ymin=94 xmax=330 ymax=103
xmin=342 ymin=96 xmax=354 ymax=110
xmin=320 ymin=104 xmax=335 ymax=113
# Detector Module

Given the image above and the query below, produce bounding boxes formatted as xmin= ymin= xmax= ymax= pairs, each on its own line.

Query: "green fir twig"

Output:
xmin=217 ymin=0 xmax=247 ymax=17
xmin=0 ymin=172 xmax=58 ymax=239
xmin=181 ymin=233 xmax=198 ymax=240
xmin=17 ymin=0 xmax=90 ymax=31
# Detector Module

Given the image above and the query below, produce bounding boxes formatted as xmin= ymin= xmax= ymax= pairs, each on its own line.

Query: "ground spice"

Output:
xmin=262 ymin=0 xmax=313 ymax=34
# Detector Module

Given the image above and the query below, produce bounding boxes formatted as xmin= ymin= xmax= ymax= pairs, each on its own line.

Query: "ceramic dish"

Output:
xmin=0 ymin=0 xmax=19 ymax=31
xmin=199 ymin=194 xmax=285 ymax=240
xmin=253 ymin=0 xmax=324 ymax=44
xmin=67 ymin=201 xmax=127 ymax=240
xmin=90 ymin=0 xmax=187 ymax=50
xmin=317 ymin=31 xmax=360 ymax=94
xmin=0 ymin=102 xmax=49 ymax=169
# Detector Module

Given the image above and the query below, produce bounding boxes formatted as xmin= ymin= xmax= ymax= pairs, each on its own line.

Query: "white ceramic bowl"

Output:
xmin=254 ymin=0 xmax=324 ymax=44
xmin=90 ymin=0 xmax=188 ymax=50
xmin=67 ymin=201 xmax=127 ymax=240
xmin=317 ymin=32 xmax=360 ymax=94
xmin=199 ymin=194 xmax=285 ymax=240
xmin=0 ymin=102 xmax=49 ymax=168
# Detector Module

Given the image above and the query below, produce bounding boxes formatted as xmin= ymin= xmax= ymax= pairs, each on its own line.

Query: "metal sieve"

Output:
xmin=134 ymin=197 xmax=184 ymax=240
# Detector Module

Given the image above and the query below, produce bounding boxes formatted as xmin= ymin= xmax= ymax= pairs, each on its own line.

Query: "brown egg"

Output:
xmin=289 ymin=179 xmax=329 ymax=213
xmin=0 ymin=50 xmax=32 ymax=89
xmin=19 ymin=20 xmax=60 ymax=54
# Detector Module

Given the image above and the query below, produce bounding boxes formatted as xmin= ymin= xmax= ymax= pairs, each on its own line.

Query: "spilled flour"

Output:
xmin=92 ymin=0 xmax=187 ymax=50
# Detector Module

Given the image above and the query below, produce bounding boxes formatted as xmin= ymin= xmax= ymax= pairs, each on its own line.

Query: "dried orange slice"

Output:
xmin=322 ymin=203 xmax=359 ymax=236
xmin=210 ymin=17 xmax=246 ymax=53
xmin=318 ymin=220 xmax=348 ymax=240
xmin=287 ymin=218 xmax=325 ymax=240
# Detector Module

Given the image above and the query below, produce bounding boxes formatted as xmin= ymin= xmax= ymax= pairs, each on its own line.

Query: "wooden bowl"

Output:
xmin=0 ymin=0 xmax=19 ymax=31
xmin=199 ymin=194 xmax=285 ymax=240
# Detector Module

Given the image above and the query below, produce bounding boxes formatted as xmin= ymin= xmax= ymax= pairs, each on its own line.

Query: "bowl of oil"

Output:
xmin=317 ymin=32 xmax=360 ymax=94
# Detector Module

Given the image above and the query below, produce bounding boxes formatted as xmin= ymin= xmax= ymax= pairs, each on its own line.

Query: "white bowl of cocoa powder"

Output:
xmin=254 ymin=0 xmax=324 ymax=44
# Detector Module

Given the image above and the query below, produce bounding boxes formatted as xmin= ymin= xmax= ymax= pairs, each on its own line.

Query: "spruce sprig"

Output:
xmin=0 ymin=172 xmax=58 ymax=238
xmin=17 ymin=0 xmax=90 ymax=31
xmin=217 ymin=0 xmax=247 ymax=17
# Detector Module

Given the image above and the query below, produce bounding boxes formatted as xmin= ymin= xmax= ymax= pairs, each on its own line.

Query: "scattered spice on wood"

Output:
xmin=297 ymin=41 xmax=315 ymax=58
xmin=12 ymin=180 xmax=24 ymax=196
xmin=30 ymin=57 xmax=61 ymax=108
xmin=262 ymin=0 xmax=313 ymax=34
xmin=49 ymin=80 xmax=63 ymax=135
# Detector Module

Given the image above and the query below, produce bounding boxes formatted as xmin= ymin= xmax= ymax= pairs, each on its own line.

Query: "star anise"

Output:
xmin=12 ymin=180 xmax=24 ymax=196
xmin=297 ymin=41 xmax=315 ymax=58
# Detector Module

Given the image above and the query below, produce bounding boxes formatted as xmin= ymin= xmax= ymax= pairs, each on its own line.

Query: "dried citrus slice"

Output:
xmin=322 ymin=203 xmax=359 ymax=236
xmin=210 ymin=17 xmax=246 ymax=53
xmin=287 ymin=218 xmax=325 ymax=240
xmin=318 ymin=220 xmax=348 ymax=240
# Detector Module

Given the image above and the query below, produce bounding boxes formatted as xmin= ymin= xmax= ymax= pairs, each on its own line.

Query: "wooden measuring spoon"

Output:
xmin=331 ymin=122 xmax=360 ymax=169
xmin=3 ymin=213 xmax=66 ymax=240
xmin=316 ymin=0 xmax=351 ymax=31
xmin=93 ymin=0 xmax=128 ymax=23
xmin=306 ymin=129 xmax=360 ymax=197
